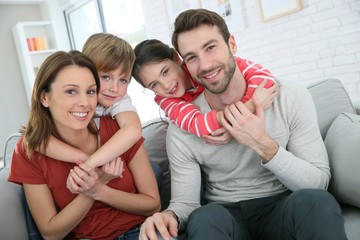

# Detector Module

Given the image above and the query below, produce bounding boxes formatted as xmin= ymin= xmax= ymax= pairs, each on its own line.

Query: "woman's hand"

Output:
xmin=201 ymin=127 xmax=233 ymax=145
xmin=66 ymin=161 xmax=103 ymax=199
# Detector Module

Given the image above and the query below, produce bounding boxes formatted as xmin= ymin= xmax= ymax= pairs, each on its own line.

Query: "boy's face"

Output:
xmin=97 ymin=66 xmax=130 ymax=108
xmin=177 ymin=24 xmax=237 ymax=94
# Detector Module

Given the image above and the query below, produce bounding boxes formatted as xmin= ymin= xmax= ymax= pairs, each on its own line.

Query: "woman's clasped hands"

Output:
xmin=66 ymin=157 xmax=124 ymax=198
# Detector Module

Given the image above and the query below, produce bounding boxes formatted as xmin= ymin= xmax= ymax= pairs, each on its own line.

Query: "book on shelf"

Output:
xmin=26 ymin=37 xmax=48 ymax=51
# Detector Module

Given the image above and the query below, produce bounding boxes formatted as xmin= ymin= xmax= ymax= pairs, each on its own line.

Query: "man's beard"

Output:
xmin=193 ymin=51 xmax=236 ymax=94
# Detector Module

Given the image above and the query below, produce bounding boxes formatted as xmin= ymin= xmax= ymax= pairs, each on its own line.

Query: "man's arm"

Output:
xmin=221 ymin=85 xmax=330 ymax=191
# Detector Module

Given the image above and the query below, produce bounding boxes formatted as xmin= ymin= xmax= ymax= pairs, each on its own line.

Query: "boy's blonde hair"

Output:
xmin=82 ymin=33 xmax=135 ymax=77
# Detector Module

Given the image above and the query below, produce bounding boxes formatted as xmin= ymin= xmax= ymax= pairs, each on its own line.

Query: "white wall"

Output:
xmin=0 ymin=4 xmax=41 ymax=158
xmin=143 ymin=0 xmax=360 ymax=103
xmin=0 ymin=1 xmax=70 ymax=158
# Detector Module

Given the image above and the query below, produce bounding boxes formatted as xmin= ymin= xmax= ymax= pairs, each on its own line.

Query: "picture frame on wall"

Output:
xmin=208 ymin=0 xmax=245 ymax=33
xmin=164 ymin=0 xmax=201 ymax=27
xmin=258 ymin=0 xmax=302 ymax=22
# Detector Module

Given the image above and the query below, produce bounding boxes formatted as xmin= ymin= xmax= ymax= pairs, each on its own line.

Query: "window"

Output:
xmin=100 ymin=0 xmax=147 ymax=46
xmin=64 ymin=0 xmax=103 ymax=50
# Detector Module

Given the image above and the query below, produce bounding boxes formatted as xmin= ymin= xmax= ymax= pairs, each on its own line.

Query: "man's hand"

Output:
xmin=201 ymin=127 xmax=233 ymax=145
xmin=220 ymin=97 xmax=279 ymax=162
xmin=139 ymin=211 xmax=178 ymax=240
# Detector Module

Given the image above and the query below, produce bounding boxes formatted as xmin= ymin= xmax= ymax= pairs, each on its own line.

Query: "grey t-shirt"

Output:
xmin=166 ymin=79 xmax=330 ymax=230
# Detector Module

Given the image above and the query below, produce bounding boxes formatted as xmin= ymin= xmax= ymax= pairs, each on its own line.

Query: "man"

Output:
xmin=139 ymin=9 xmax=346 ymax=240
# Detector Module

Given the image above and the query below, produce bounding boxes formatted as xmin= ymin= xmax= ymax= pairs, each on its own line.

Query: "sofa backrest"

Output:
xmin=307 ymin=78 xmax=356 ymax=139
xmin=2 ymin=133 xmax=21 ymax=169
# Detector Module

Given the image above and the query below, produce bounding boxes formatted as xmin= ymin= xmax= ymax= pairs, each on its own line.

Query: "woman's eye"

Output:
xmin=87 ymin=89 xmax=96 ymax=95
xmin=163 ymin=69 xmax=169 ymax=76
xmin=66 ymin=89 xmax=76 ymax=95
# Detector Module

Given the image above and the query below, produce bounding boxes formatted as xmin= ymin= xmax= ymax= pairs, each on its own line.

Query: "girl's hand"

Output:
xmin=251 ymin=80 xmax=278 ymax=110
xmin=201 ymin=127 xmax=233 ymax=145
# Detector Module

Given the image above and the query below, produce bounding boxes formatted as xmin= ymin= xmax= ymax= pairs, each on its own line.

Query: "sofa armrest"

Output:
xmin=0 ymin=168 xmax=28 ymax=240
xmin=353 ymin=101 xmax=360 ymax=115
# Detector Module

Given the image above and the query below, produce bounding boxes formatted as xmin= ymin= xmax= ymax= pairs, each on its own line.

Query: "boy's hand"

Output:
xmin=101 ymin=157 xmax=124 ymax=177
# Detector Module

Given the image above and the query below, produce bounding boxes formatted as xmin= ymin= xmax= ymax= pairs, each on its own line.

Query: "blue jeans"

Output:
xmin=113 ymin=224 xmax=141 ymax=240
xmin=156 ymin=231 xmax=178 ymax=240
xmin=150 ymin=160 xmax=163 ymax=191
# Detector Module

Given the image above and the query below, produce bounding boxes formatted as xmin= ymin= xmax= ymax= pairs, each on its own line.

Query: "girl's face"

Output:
xmin=97 ymin=65 xmax=130 ymax=108
xmin=40 ymin=65 xmax=98 ymax=135
xmin=137 ymin=59 xmax=192 ymax=98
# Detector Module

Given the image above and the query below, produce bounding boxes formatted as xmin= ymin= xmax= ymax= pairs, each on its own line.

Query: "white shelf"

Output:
xmin=12 ymin=21 xmax=58 ymax=105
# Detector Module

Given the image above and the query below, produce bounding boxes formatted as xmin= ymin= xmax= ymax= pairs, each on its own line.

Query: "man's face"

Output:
xmin=178 ymin=24 xmax=237 ymax=94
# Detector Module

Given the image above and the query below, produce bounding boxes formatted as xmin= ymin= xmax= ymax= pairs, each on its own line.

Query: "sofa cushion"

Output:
xmin=142 ymin=118 xmax=169 ymax=172
xmin=307 ymin=79 xmax=356 ymax=139
xmin=0 ymin=168 xmax=28 ymax=240
xmin=142 ymin=117 xmax=171 ymax=209
xmin=324 ymin=113 xmax=360 ymax=208
xmin=342 ymin=205 xmax=360 ymax=240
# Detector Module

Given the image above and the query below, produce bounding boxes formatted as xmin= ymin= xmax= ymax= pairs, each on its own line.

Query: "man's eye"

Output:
xmin=208 ymin=45 xmax=215 ymax=51
xmin=120 ymin=79 xmax=128 ymax=84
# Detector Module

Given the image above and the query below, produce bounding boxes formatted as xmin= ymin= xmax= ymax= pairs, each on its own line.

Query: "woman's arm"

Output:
xmin=85 ymin=111 xmax=142 ymax=169
xmin=24 ymin=175 xmax=95 ymax=239
xmin=69 ymin=144 xmax=161 ymax=216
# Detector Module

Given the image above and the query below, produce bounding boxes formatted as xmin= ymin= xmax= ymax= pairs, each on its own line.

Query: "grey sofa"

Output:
xmin=1 ymin=79 xmax=359 ymax=240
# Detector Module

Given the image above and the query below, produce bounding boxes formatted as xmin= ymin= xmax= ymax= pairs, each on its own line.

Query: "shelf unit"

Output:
xmin=12 ymin=21 xmax=58 ymax=105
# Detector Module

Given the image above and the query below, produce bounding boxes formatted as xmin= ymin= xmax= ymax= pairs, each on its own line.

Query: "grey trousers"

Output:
xmin=186 ymin=189 xmax=347 ymax=240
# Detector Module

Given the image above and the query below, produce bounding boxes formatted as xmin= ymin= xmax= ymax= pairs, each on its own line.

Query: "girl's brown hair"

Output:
xmin=23 ymin=50 xmax=100 ymax=157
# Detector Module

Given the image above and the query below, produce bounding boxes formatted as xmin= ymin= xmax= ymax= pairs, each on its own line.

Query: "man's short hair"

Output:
xmin=171 ymin=8 xmax=231 ymax=53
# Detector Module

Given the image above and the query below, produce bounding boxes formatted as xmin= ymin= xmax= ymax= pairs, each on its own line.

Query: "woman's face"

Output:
xmin=137 ymin=59 xmax=192 ymax=98
xmin=40 ymin=65 xmax=98 ymax=135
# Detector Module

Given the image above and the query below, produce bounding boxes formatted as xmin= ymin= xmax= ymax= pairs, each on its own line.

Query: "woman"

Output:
xmin=8 ymin=50 xmax=160 ymax=240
